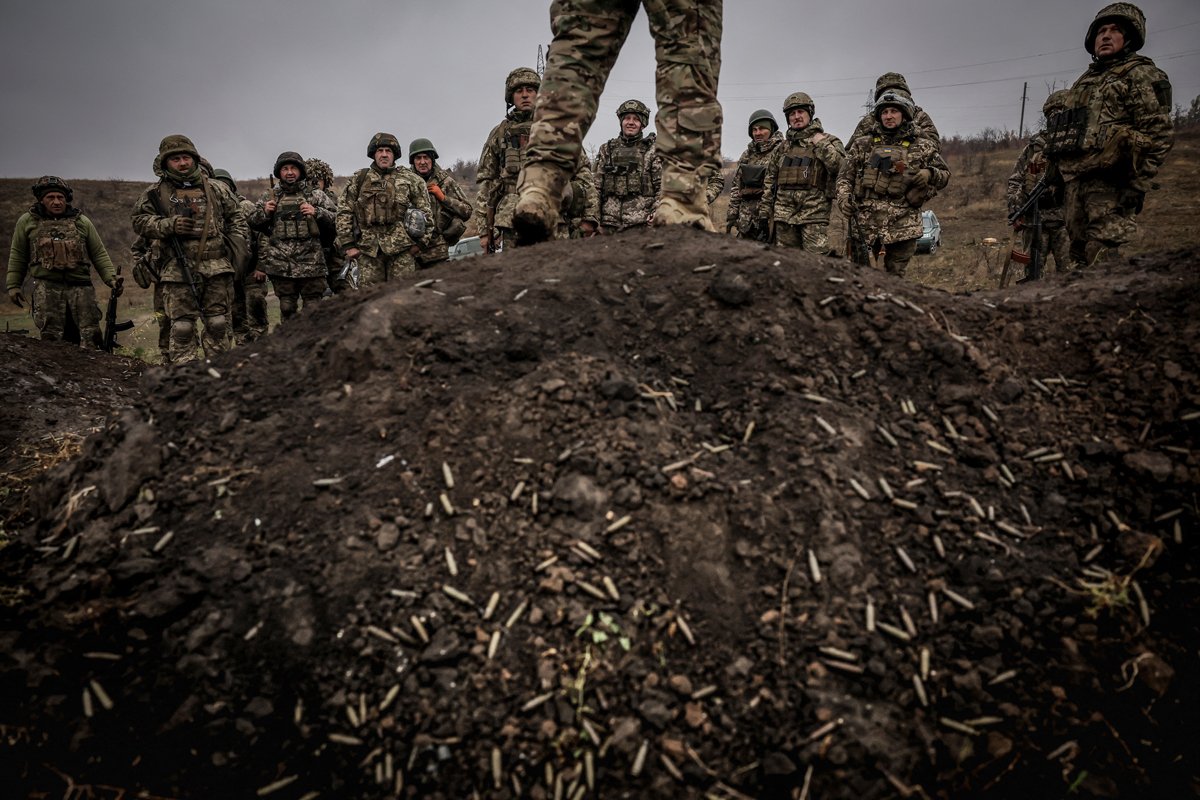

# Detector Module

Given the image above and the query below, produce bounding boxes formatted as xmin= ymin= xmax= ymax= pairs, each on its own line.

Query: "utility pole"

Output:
xmin=537 ymin=45 xmax=546 ymax=76
xmin=1018 ymin=81 xmax=1028 ymax=138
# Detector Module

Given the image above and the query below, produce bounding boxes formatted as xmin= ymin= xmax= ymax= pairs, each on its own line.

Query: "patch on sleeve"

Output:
xmin=1152 ymin=79 xmax=1172 ymax=110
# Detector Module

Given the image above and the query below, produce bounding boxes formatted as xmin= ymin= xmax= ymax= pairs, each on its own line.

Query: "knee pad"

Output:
xmin=279 ymin=297 xmax=298 ymax=318
xmin=171 ymin=318 xmax=196 ymax=343
xmin=206 ymin=314 xmax=228 ymax=341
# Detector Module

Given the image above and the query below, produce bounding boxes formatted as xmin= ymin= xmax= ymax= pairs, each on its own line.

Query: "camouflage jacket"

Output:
xmin=7 ymin=206 xmax=115 ymax=289
xmin=837 ymin=122 xmax=950 ymax=245
xmin=705 ymin=168 xmax=726 ymax=205
xmin=246 ymin=182 xmax=336 ymax=279
xmin=472 ymin=109 xmax=533 ymax=233
xmin=132 ymin=173 xmax=248 ymax=281
xmin=852 ymin=105 xmax=940 ymax=145
xmin=1006 ymin=134 xmax=1066 ymax=225
xmin=760 ymin=120 xmax=845 ymax=226
xmin=594 ymin=132 xmax=662 ymax=231
xmin=726 ymin=131 xmax=784 ymax=234
xmin=335 ymin=165 xmax=434 ymax=257
xmin=417 ymin=166 xmax=472 ymax=265
xmin=558 ymin=153 xmax=600 ymax=240
xmin=1052 ymin=52 xmax=1173 ymax=187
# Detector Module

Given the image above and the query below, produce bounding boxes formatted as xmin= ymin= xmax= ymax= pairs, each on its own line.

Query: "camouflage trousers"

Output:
xmin=233 ymin=275 xmax=269 ymax=344
xmin=1018 ymin=221 xmax=1071 ymax=275
xmin=153 ymin=282 xmax=170 ymax=361
xmin=31 ymin=279 xmax=102 ymax=348
xmin=525 ymin=0 xmax=723 ymax=211
xmin=1064 ymin=176 xmax=1139 ymax=267
xmin=775 ymin=222 xmax=829 ymax=255
xmin=872 ymin=238 xmax=918 ymax=277
xmin=272 ymin=275 xmax=327 ymax=319
xmin=357 ymin=251 xmax=418 ymax=289
xmin=161 ymin=274 xmax=234 ymax=365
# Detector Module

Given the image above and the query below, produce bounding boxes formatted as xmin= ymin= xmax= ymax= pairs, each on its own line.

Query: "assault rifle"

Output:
xmin=149 ymin=191 xmax=205 ymax=312
xmin=1004 ymin=174 xmax=1048 ymax=285
xmin=844 ymin=202 xmax=871 ymax=266
xmin=102 ymin=268 xmax=134 ymax=353
xmin=485 ymin=191 xmax=498 ymax=254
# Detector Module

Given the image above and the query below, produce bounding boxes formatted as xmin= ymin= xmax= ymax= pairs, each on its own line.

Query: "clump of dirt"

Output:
xmin=1 ymin=230 xmax=1197 ymax=799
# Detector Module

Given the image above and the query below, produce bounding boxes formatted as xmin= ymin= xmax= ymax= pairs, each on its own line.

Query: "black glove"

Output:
xmin=1118 ymin=188 xmax=1145 ymax=214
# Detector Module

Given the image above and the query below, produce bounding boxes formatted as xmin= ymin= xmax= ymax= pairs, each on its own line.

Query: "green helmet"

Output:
xmin=273 ymin=151 xmax=306 ymax=180
xmin=1043 ymin=90 xmax=1071 ymax=116
xmin=211 ymin=168 xmax=237 ymax=193
xmin=783 ymin=92 xmax=815 ymax=115
xmin=31 ymin=175 xmax=73 ymax=202
xmin=616 ymin=99 xmax=651 ymax=127
xmin=157 ymin=133 xmax=200 ymax=171
xmin=874 ymin=90 xmax=915 ymax=122
xmin=408 ymin=138 xmax=439 ymax=163
xmin=367 ymin=132 xmax=401 ymax=160
xmin=1085 ymin=2 xmax=1146 ymax=55
xmin=505 ymin=67 xmax=541 ymax=105
xmin=874 ymin=72 xmax=910 ymax=99
xmin=747 ymin=109 xmax=778 ymax=137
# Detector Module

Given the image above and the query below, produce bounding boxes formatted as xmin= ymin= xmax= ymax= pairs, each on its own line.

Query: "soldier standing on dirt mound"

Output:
xmin=246 ymin=153 xmax=336 ymax=319
xmin=512 ymin=0 xmax=723 ymax=244
xmin=132 ymin=135 xmax=247 ymax=364
xmin=472 ymin=67 xmax=542 ymax=253
xmin=408 ymin=138 xmax=473 ymax=268
xmin=850 ymin=72 xmax=940 ymax=145
xmin=1006 ymin=92 xmax=1073 ymax=278
xmin=593 ymin=99 xmax=663 ymax=234
xmin=7 ymin=176 xmax=116 ymax=348
xmin=759 ymin=93 xmax=845 ymax=254
xmin=726 ymin=110 xmax=783 ymax=240
xmin=1048 ymin=2 xmax=1173 ymax=269
xmin=836 ymin=92 xmax=950 ymax=277
xmin=335 ymin=133 xmax=434 ymax=287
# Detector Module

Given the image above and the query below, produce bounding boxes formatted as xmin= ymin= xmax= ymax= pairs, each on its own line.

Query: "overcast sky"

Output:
xmin=1 ymin=0 xmax=1196 ymax=182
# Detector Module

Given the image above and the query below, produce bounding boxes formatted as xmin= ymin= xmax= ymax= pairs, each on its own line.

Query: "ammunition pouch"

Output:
xmin=1044 ymin=106 xmax=1089 ymax=157
xmin=739 ymin=163 xmax=766 ymax=196
xmin=502 ymin=124 xmax=531 ymax=182
xmin=359 ymin=181 xmax=400 ymax=227
xmin=33 ymin=218 xmax=88 ymax=270
xmin=441 ymin=217 xmax=466 ymax=245
xmin=601 ymin=141 xmax=651 ymax=197
xmin=861 ymin=143 xmax=911 ymax=200
xmin=272 ymin=195 xmax=319 ymax=241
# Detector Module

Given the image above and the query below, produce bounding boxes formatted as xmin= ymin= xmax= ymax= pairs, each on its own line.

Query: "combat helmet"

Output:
xmin=783 ymin=92 xmax=815 ymax=115
xmin=157 ymin=134 xmax=200 ymax=171
xmin=874 ymin=90 xmax=915 ymax=122
xmin=1043 ymin=90 xmax=1071 ymax=116
xmin=305 ymin=158 xmax=334 ymax=188
xmin=211 ymin=168 xmax=237 ymax=193
xmin=367 ymin=132 xmax=401 ymax=160
xmin=874 ymin=72 xmax=911 ymax=99
xmin=408 ymin=138 xmax=439 ymax=163
xmin=616 ymin=99 xmax=651 ymax=127
xmin=747 ymin=109 xmax=778 ymax=137
xmin=274 ymin=151 xmax=307 ymax=180
xmin=31 ymin=175 xmax=73 ymax=202
xmin=505 ymin=67 xmax=541 ymax=105
xmin=1086 ymin=3 xmax=1146 ymax=55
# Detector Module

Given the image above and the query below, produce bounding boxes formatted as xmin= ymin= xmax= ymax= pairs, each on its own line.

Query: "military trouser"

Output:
xmin=524 ymin=0 xmax=723 ymax=217
xmin=234 ymin=275 xmax=268 ymax=344
xmin=271 ymin=275 xmax=327 ymax=319
xmin=1064 ymin=176 xmax=1139 ymax=268
xmin=871 ymin=238 xmax=918 ymax=277
xmin=774 ymin=222 xmax=829 ymax=255
xmin=1019 ymin=221 xmax=1072 ymax=275
xmin=160 ymin=274 xmax=234 ymax=365
xmin=152 ymin=282 xmax=170 ymax=362
xmin=356 ymin=251 xmax=418 ymax=289
xmin=31 ymin=279 xmax=102 ymax=348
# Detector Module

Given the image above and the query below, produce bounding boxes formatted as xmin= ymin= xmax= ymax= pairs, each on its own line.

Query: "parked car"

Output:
xmin=915 ymin=210 xmax=941 ymax=254
xmin=448 ymin=236 xmax=484 ymax=260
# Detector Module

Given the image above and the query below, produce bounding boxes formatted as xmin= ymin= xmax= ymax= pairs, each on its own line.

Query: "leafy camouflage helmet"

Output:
xmin=211 ymin=169 xmax=237 ymax=193
xmin=31 ymin=175 xmax=73 ymax=202
xmin=616 ymin=99 xmax=651 ymax=127
xmin=408 ymin=138 xmax=439 ymax=163
xmin=874 ymin=72 xmax=911 ymax=99
xmin=273 ymin=151 xmax=307 ymax=180
xmin=305 ymin=158 xmax=334 ymax=188
xmin=1043 ymin=90 xmax=1071 ymax=116
xmin=367 ymin=132 xmax=401 ymax=160
xmin=1086 ymin=2 xmax=1146 ymax=55
xmin=783 ymin=92 xmax=815 ymax=115
xmin=873 ymin=90 xmax=915 ymax=122
xmin=505 ymin=67 xmax=541 ymax=105
xmin=747 ymin=109 xmax=778 ymax=137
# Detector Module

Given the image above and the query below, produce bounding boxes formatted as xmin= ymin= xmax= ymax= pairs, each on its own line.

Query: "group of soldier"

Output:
xmin=5 ymin=2 xmax=1173 ymax=360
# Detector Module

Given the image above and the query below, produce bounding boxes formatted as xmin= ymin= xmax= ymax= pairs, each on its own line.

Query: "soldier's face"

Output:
xmin=880 ymin=107 xmax=903 ymax=129
xmin=412 ymin=154 xmax=434 ymax=175
xmin=621 ymin=114 xmax=644 ymax=137
xmin=167 ymin=153 xmax=195 ymax=173
xmin=788 ymin=108 xmax=811 ymax=130
xmin=40 ymin=192 xmax=67 ymax=215
xmin=1094 ymin=23 xmax=1126 ymax=57
xmin=512 ymin=85 xmax=537 ymax=112
xmin=751 ymin=124 xmax=773 ymax=142
xmin=279 ymin=164 xmax=302 ymax=183
xmin=374 ymin=148 xmax=395 ymax=169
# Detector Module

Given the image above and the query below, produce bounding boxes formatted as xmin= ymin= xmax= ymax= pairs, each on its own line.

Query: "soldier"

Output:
xmin=132 ymin=135 xmax=247 ymax=363
xmin=211 ymin=169 xmax=267 ymax=343
xmin=1006 ymin=92 xmax=1072 ymax=278
xmin=850 ymin=73 xmax=940 ymax=144
xmin=836 ymin=92 xmax=950 ymax=277
xmin=246 ymin=153 xmax=335 ymax=319
xmin=472 ymin=67 xmax=541 ymax=253
xmin=759 ymin=94 xmax=845 ymax=254
xmin=560 ymin=153 xmax=601 ymax=240
xmin=408 ymin=138 xmax=473 ymax=268
xmin=335 ymin=133 xmax=434 ymax=286
xmin=1048 ymin=2 xmax=1173 ymax=268
xmin=594 ymin=99 xmax=663 ymax=234
xmin=7 ymin=176 xmax=116 ymax=347
xmin=726 ymin=110 xmax=783 ymax=240
xmin=512 ymin=1 xmax=723 ymax=243
xmin=305 ymin=157 xmax=346 ymax=293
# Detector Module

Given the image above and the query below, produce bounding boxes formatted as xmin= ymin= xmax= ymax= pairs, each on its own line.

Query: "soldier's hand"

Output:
xmin=837 ymin=196 xmax=853 ymax=218
xmin=173 ymin=216 xmax=199 ymax=235
xmin=344 ymin=247 xmax=361 ymax=259
xmin=580 ymin=221 xmax=598 ymax=237
xmin=8 ymin=288 xmax=25 ymax=307
xmin=428 ymin=183 xmax=445 ymax=202
xmin=811 ymin=132 xmax=828 ymax=143
xmin=253 ymin=270 xmax=267 ymax=283
xmin=263 ymin=199 xmax=277 ymax=215
xmin=908 ymin=169 xmax=931 ymax=191
xmin=479 ymin=235 xmax=490 ymax=252
xmin=300 ymin=202 xmax=316 ymax=217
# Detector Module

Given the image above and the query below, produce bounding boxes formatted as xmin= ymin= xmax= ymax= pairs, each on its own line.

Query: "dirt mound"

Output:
xmin=1 ymin=230 xmax=1197 ymax=799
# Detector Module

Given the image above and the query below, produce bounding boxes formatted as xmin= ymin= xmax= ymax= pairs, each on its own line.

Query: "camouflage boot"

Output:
xmin=653 ymin=195 xmax=716 ymax=231
xmin=514 ymin=165 xmax=566 ymax=246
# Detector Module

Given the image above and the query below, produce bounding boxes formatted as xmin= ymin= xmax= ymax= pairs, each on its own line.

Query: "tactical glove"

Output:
xmin=8 ymin=288 xmax=25 ymax=307
xmin=428 ymin=183 xmax=446 ymax=202
xmin=173 ymin=217 xmax=199 ymax=236
xmin=837 ymin=195 xmax=854 ymax=218
xmin=905 ymin=169 xmax=933 ymax=207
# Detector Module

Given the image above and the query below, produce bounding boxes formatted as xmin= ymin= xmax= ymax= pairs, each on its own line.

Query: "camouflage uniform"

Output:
xmin=837 ymin=94 xmax=950 ymax=277
xmin=725 ymin=110 xmax=782 ymax=239
xmin=594 ymin=106 xmax=663 ymax=233
xmin=473 ymin=68 xmax=541 ymax=253
xmin=705 ymin=168 xmax=725 ymax=206
xmin=7 ymin=177 xmax=115 ymax=347
xmin=760 ymin=96 xmax=845 ymax=254
xmin=210 ymin=170 xmax=268 ymax=344
xmin=335 ymin=133 xmax=434 ymax=287
xmin=850 ymin=73 xmax=940 ymax=145
xmin=130 ymin=236 xmax=171 ymax=361
xmin=1048 ymin=3 xmax=1173 ymax=267
xmin=246 ymin=153 xmax=336 ymax=318
xmin=512 ymin=0 xmax=723 ymax=241
xmin=305 ymin=158 xmax=346 ymax=293
xmin=1006 ymin=94 xmax=1072 ymax=276
xmin=132 ymin=135 xmax=248 ymax=363
xmin=408 ymin=140 xmax=472 ymax=268
xmin=558 ymin=154 xmax=601 ymax=240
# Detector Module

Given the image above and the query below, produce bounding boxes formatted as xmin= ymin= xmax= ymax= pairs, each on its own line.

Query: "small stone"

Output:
xmin=376 ymin=523 xmax=400 ymax=551
xmin=667 ymin=675 xmax=693 ymax=696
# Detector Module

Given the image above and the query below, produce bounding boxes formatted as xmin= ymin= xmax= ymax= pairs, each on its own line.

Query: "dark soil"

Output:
xmin=1 ymin=229 xmax=1197 ymax=799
